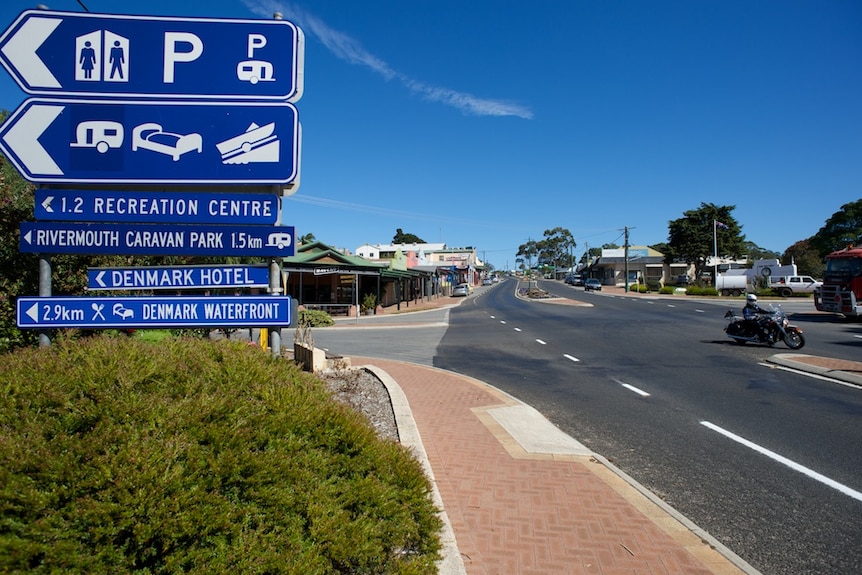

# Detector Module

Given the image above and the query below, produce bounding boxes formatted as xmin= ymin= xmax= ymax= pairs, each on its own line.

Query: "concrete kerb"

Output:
xmin=766 ymin=354 xmax=862 ymax=387
xmin=361 ymin=364 xmax=467 ymax=575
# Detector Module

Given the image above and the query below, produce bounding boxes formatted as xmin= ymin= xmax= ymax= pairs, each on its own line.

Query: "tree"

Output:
xmin=808 ymin=200 xmax=862 ymax=258
xmin=516 ymin=239 xmax=539 ymax=272
xmin=665 ymin=202 xmax=746 ymax=283
xmin=298 ymin=232 xmax=316 ymax=245
xmin=392 ymin=229 xmax=425 ymax=244
xmin=742 ymin=241 xmax=780 ymax=262
xmin=536 ymin=227 xmax=575 ymax=273
xmin=650 ymin=242 xmax=669 ymax=255
xmin=784 ymin=239 xmax=825 ymax=278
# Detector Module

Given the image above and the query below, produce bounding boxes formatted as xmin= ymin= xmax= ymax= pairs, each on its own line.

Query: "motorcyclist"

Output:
xmin=742 ymin=293 xmax=773 ymax=342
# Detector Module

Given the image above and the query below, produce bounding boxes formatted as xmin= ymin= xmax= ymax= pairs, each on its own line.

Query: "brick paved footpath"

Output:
xmin=353 ymin=357 xmax=752 ymax=575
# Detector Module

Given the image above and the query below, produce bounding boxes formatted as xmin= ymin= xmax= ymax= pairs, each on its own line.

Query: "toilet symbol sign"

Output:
xmin=0 ymin=9 xmax=304 ymax=101
xmin=76 ymin=30 xmax=129 ymax=82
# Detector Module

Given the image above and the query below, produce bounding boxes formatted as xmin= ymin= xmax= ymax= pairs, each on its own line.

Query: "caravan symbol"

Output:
xmin=70 ymin=121 xmax=124 ymax=154
xmin=237 ymin=60 xmax=275 ymax=84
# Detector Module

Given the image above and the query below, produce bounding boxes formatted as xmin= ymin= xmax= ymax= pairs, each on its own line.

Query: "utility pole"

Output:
xmin=623 ymin=226 xmax=636 ymax=292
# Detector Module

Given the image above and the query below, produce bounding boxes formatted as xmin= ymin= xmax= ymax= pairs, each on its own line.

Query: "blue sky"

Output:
xmin=0 ymin=1 xmax=859 ymax=270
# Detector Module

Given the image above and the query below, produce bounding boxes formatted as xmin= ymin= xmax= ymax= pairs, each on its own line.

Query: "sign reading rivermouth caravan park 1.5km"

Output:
xmin=17 ymin=295 xmax=292 ymax=329
xmin=20 ymin=222 xmax=296 ymax=257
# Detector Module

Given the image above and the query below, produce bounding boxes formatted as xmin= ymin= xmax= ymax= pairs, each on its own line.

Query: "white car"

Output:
xmin=452 ymin=283 xmax=470 ymax=297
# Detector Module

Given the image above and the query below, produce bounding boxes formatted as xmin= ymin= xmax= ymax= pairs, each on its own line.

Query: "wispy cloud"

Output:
xmin=242 ymin=0 xmax=533 ymax=119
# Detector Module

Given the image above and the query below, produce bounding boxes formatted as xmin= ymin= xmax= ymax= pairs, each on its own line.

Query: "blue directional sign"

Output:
xmin=87 ymin=265 xmax=271 ymax=291
xmin=17 ymin=295 xmax=292 ymax=329
xmin=0 ymin=10 xmax=303 ymax=101
xmin=20 ymin=222 xmax=295 ymax=257
xmin=35 ymin=189 xmax=281 ymax=224
xmin=0 ymin=98 xmax=298 ymax=184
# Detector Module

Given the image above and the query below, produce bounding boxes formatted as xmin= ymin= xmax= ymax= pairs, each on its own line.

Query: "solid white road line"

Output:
xmin=701 ymin=421 xmax=862 ymax=503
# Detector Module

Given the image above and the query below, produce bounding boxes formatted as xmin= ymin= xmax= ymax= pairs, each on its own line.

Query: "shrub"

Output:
xmin=686 ymin=285 xmax=719 ymax=296
xmin=298 ymin=308 xmax=335 ymax=327
xmin=361 ymin=293 xmax=377 ymax=312
xmin=0 ymin=337 xmax=441 ymax=574
xmin=659 ymin=286 xmax=675 ymax=294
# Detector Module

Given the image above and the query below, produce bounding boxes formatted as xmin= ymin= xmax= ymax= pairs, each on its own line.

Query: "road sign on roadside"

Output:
xmin=87 ymin=265 xmax=271 ymax=290
xmin=35 ymin=189 xmax=280 ymax=225
xmin=0 ymin=9 xmax=303 ymax=101
xmin=0 ymin=98 xmax=298 ymax=184
xmin=17 ymin=295 xmax=291 ymax=329
xmin=20 ymin=221 xmax=295 ymax=257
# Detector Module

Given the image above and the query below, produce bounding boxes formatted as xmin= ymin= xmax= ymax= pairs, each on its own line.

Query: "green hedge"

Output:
xmin=685 ymin=285 xmax=719 ymax=296
xmin=0 ymin=336 xmax=441 ymax=574
xmin=298 ymin=309 xmax=335 ymax=327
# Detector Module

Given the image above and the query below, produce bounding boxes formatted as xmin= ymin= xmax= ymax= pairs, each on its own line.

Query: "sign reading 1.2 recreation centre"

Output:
xmin=35 ymin=189 xmax=280 ymax=225
xmin=0 ymin=10 xmax=303 ymax=100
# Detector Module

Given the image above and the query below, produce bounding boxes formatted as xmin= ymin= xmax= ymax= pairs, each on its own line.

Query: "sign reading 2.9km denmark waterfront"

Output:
xmin=17 ymin=295 xmax=292 ymax=329
xmin=0 ymin=10 xmax=303 ymax=101
xmin=20 ymin=222 xmax=295 ymax=257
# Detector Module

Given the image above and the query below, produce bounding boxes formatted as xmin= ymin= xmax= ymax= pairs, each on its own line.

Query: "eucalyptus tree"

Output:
xmin=537 ymin=227 xmax=576 ymax=273
xmin=665 ymin=203 xmax=745 ymax=283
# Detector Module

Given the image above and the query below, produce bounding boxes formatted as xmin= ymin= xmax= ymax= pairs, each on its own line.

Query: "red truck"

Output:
xmin=814 ymin=244 xmax=862 ymax=318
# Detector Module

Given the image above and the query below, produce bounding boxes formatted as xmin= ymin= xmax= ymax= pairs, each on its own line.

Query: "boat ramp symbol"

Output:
xmin=216 ymin=122 xmax=279 ymax=165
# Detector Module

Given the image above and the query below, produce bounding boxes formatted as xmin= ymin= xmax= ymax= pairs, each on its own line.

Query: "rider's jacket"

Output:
xmin=742 ymin=303 xmax=770 ymax=321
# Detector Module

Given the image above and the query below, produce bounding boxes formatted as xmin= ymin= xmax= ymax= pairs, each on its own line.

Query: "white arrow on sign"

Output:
xmin=2 ymin=103 xmax=64 ymax=175
xmin=23 ymin=230 xmax=32 ymax=244
xmin=95 ymin=271 xmax=107 ymax=288
xmin=0 ymin=16 xmax=61 ymax=89
xmin=26 ymin=303 xmax=39 ymax=323
xmin=41 ymin=195 xmax=54 ymax=213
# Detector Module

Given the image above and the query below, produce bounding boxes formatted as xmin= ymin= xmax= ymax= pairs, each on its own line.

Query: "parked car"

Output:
xmin=584 ymin=278 xmax=602 ymax=291
xmin=452 ymin=283 xmax=470 ymax=296
xmin=482 ymin=278 xmax=493 ymax=286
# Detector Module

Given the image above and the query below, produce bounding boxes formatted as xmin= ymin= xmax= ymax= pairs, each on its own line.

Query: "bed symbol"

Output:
xmin=132 ymin=123 xmax=203 ymax=161
xmin=216 ymin=122 xmax=280 ymax=165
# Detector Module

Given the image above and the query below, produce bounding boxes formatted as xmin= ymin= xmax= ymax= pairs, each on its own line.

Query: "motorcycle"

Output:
xmin=724 ymin=305 xmax=805 ymax=349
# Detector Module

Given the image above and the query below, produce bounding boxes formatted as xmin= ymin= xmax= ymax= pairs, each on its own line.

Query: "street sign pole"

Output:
xmin=1 ymin=9 xmax=305 ymax=350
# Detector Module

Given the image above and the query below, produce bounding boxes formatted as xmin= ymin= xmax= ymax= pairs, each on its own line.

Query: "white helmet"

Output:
xmin=746 ymin=293 xmax=757 ymax=303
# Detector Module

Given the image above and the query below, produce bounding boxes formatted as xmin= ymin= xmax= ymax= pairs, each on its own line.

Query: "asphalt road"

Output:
xmin=313 ymin=279 xmax=862 ymax=575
